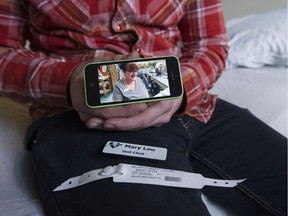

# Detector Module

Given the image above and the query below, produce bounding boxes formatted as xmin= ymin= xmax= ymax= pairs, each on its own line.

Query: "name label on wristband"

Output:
xmin=102 ymin=141 xmax=167 ymax=161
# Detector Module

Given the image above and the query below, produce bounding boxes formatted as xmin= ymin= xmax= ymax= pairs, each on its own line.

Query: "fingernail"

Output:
xmin=104 ymin=124 xmax=115 ymax=129
xmin=88 ymin=121 xmax=99 ymax=129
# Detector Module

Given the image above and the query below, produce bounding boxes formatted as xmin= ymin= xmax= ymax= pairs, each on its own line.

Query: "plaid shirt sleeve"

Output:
xmin=0 ymin=0 xmax=228 ymax=122
xmin=178 ymin=0 xmax=228 ymax=122
xmin=0 ymin=1 xmax=79 ymax=109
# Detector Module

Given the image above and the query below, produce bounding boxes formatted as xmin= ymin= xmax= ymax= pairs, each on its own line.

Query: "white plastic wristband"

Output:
xmin=53 ymin=163 xmax=246 ymax=192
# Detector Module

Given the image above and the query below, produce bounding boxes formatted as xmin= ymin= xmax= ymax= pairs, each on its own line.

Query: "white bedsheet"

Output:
xmin=0 ymin=98 xmax=44 ymax=216
xmin=211 ymin=66 xmax=287 ymax=137
xmin=0 ymin=66 xmax=286 ymax=216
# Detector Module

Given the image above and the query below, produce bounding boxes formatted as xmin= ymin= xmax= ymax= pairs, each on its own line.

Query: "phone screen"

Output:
xmin=84 ymin=56 xmax=183 ymax=108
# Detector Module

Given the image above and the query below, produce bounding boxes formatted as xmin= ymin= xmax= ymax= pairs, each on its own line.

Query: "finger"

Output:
xmin=154 ymin=124 xmax=163 ymax=128
xmin=85 ymin=117 xmax=104 ymax=129
xmin=103 ymin=98 xmax=183 ymax=131
xmin=93 ymin=103 xmax=148 ymax=119
xmin=78 ymin=111 xmax=93 ymax=122
xmin=103 ymin=101 xmax=172 ymax=130
xmin=79 ymin=103 xmax=148 ymax=129
xmin=135 ymin=99 xmax=181 ymax=127
xmin=77 ymin=111 xmax=105 ymax=129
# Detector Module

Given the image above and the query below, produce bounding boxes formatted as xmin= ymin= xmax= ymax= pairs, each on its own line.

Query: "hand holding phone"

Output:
xmin=69 ymin=55 xmax=183 ymax=130
xmin=84 ymin=56 xmax=183 ymax=108
xmin=94 ymin=97 xmax=183 ymax=130
xmin=69 ymin=53 xmax=147 ymax=123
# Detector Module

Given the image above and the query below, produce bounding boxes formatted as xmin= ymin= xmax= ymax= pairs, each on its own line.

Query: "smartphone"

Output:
xmin=84 ymin=56 xmax=183 ymax=108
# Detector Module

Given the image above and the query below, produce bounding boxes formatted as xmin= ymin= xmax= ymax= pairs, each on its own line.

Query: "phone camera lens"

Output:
xmin=89 ymin=83 xmax=95 ymax=88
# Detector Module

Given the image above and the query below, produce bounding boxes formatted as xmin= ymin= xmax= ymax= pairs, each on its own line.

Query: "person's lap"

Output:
xmin=26 ymin=99 xmax=287 ymax=216
xmin=27 ymin=110 xmax=211 ymax=215
xmin=186 ymin=100 xmax=287 ymax=216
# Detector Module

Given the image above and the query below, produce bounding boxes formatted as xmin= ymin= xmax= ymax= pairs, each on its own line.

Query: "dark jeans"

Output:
xmin=26 ymin=99 xmax=287 ymax=216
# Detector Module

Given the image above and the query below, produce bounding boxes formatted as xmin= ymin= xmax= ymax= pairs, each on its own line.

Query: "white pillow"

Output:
xmin=226 ymin=8 xmax=287 ymax=68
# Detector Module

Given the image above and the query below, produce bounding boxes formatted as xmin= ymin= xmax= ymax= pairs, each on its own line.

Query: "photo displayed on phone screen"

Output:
xmin=84 ymin=56 xmax=183 ymax=108
xmin=100 ymin=59 xmax=168 ymax=103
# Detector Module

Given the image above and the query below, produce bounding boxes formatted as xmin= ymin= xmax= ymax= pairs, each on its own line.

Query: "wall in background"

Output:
xmin=222 ymin=0 xmax=287 ymax=20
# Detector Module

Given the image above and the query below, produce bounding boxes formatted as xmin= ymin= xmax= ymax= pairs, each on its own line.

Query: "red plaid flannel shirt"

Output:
xmin=0 ymin=0 xmax=228 ymax=122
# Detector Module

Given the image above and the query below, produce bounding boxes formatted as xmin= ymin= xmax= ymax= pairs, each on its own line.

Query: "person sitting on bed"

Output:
xmin=0 ymin=0 xmax=286 ymax=216
xmin=113 ymin=63 xmax=149 ymax=101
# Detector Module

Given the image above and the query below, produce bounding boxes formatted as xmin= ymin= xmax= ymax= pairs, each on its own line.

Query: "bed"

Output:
xmin=0 ymin=7 xmax=287 ymax=216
